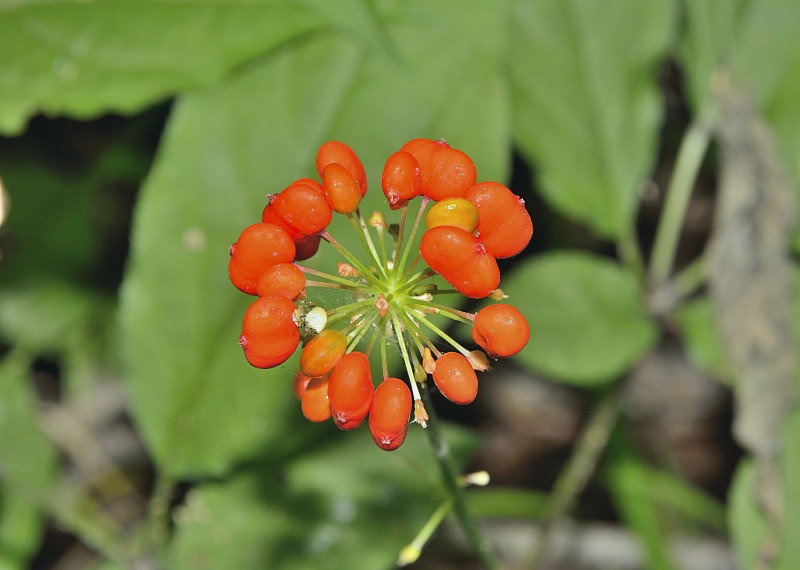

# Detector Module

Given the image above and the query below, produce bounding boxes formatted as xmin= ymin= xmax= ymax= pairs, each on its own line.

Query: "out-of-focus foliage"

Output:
xmin=0 ymin=0 xmax=799 ymax=568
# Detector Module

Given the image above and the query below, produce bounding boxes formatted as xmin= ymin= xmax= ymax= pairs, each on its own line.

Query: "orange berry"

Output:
xmin=369 ymin=378 xmax=412 ymax=451
xmin=465 ymin=182 xmax=532 ymax=258
xmin=382 ymin=150 xmax=421 ymax=209
xmin=294 ymin=370 xmax=312 ymax=400
xmin=322 ymin=162 xmax=362 ymax=214
xmin=299 ymin=329 xmax=348 ymax=378
xmin=293 ymin=178 xmax=323 ymax=193
xmin=419 ymin=225 xmax=499 ymax=298
xmin=432 ymin=352 xmax=478 ymax=405
xmin=302 ymin=375 xmax=332 ymax=422
xmin=424 ymin=197 xmax=479 ymax=232
xmin=228 ymin=223 xmax=295 ymax=295
xmin=255 ymin=262 xmax=306 ymax=299
xmin=264 ymin=181 xmax=332 ymax=238
xmin=328 ymin=351 xmax=374 ymax=430
xmin=472 ymin=304 xmax=530 ymax=358
xmin=403 ymin=138 xmax=476 ymax=201
xmin=239 ymin=295 xmax=299 ymax=369
xmin=316 ymin=141 xmax=366 ymax=197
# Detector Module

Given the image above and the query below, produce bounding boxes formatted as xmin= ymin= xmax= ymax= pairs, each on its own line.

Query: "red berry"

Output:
xmin=299 ymin=329 xmax=348 ymax=378
xmin=472 ymin=304 xmax=529 ymax=357
xmin=263 ymin=181 xmax=332 ymax=238
xmin=239 ymin=295 xmax=299 ymax=368
xmin=328 ymin=351 xmax=374 ymax=430
xmin=316 ymin=141 xmax=366 ymax=197
xmin=294 ymin=233 xmax=321 ymax=261
xmin=400 ymin=138 xmax=437 ymax=177
xmin=293 ymin=178 xmax=323 ymax=193
xmin=465 ymin=182 xmax=532 ymax=258
xmin=419 ymin=225 xmax=499 ymax=298
xmin=255 ymin=262 xmax=306 ymax=299
xmin=302 ymin=375 xmax=332 ymax=422
xmin=229 ymin=223 xmax=296 ymax=295
xmin=294 ymin=370 xmax=312 ymax=400
xmin=432 ymin=352 xmax=478 ymax=405
xmin=402 ymin=138 xmax=475 ymax=201
xmin=369 ymin=378 xmax=412 ymax=451
xmin=322 ymin=162 xmax=362 ymax=214
xmin=382 ymin=150 xmax=421 ymax=209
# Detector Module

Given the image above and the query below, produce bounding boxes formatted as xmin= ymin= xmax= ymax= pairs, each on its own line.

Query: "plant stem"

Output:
xmin=649 ymin=118 xmax=713 ymax=285
xmin=419 ymin=384 xmax=498 ymax=569
xmin=398 ymin=497 xmax=454 ymax=566
xmin=527 ymin=387 xmax=621 ymax=567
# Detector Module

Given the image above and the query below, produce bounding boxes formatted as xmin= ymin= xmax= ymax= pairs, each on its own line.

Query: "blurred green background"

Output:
xmin=1 ymin=1 xmax=800 ymax=568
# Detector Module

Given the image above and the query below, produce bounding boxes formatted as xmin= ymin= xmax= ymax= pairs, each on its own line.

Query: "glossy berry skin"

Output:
xmin=294 ymin=370 xmax=313 ymax=400
xmin=229 ymin=223 xmax=296 ymax=295
xmin=465 ymin=181 xmax=532 ymax=258
xmin=382 ymin=150 xmax=421 ymax=209
xmin=239 ymin=295 xmax=299 ymax=368
xmin=419 ymin=225 xmax=499 ymax=298
xmin=328 ymin=351 xmax=374 ymax=430
xmin=263 ymin=181 xmax=332 ymax=238
xmin=432 ymin=352 xmax=478 ymax=405
xmin=316 ymin=141 xmax=366 ymax=197
xmin=302 ymin=375 xmax=332 ymax=422
xmin=369 ymin=378 xmax=412 ymax=451
xmin=293 ymin=177 xmax=323 ymax=193
xmin=255 ymin=262 xmax=306 ymax=299
xmin=294 ymin=233 xmax=321 ymax=261
xmin=322 ymin=162 xmax=362 ymax=214
xmin=402 ymin=138 xmax=476 ymax=201
xmin=425 ymin=197 xmax=479 ymax=233
xmin=472 ymin=304 xmax=530 ymax=358
xmin=299 ymin=329 xmax=348 ymax=378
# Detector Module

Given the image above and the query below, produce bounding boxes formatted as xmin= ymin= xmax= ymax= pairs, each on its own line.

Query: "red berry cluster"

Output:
xmin=229 ymin=139 xmax=531 ymax=451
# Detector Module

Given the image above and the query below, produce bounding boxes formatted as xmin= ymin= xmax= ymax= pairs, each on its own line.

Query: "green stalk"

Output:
xmin=349 ymin=210 xmax=387 ymax=279
xmin=419 ymin=385 xmax=498 ymax=569
xmin=648 ymin=118 xmax=713 ymax=285
xmin=526 ymin=388 xmax=621 ymax=567
xmin=320 ymin=230 xmax=382 ymax=288
xmin=396 ymin=197 xmax=430 ymax=275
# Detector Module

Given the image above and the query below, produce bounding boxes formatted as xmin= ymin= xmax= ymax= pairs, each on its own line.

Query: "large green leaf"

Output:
xmin=500 ymin=251 xmax=658 ymax=385
xmin=118 ymin=0 xmax=510 ymax=478
xmin=0 ymin=0 xmax=333 ymax=134
xmin=510 ymin=0 xmax=677 ymax=238
xmin=169 ymin=424 xmax=477 ymax=569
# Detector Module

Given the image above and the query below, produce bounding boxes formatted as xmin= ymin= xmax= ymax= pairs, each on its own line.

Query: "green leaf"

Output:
xmin=0 ymin=0 xmax=332 ymax=134
xmin=465 ymin=487 xmax=549 ymax=520
xmin=729 ymin=411 xmax=800 ymax=569
xmin=500 ymin=251 xmax=658 ymax=385
xmin=0 ymin=355 xmax=58 ymax=569
xmin=169 ymin=424 xmax=478 ymax=569
xmin=733 ymin=0 xmax=800 ymax=211
xmin=0 ymin=285 xmax=117 ymax=400
xmin=510 ymin=0 xmax=678 ymax=238
xmin=679 ymin=0 xmax=749 ymax=116
xmin=606 ymin=452 xmax=678 ymax=570
xmin=119 ymin=0 xmax=511 ymax=478
xmin=672 ymin=296 xmax=733 ymax=381
xmin=0 ymin=486 xmax=46 ymax=570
